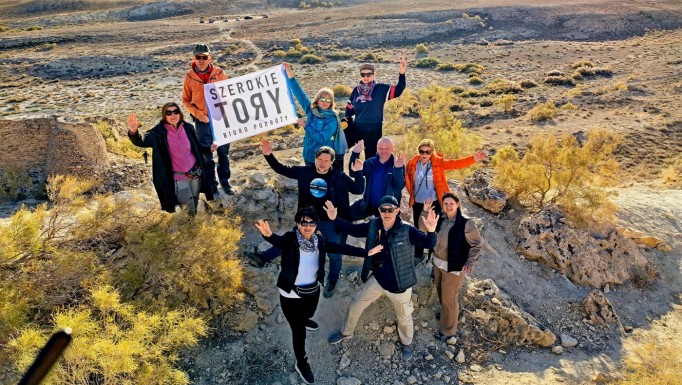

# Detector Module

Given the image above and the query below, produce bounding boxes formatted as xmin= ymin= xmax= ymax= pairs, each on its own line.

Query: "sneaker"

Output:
xmin=433 ymin=331 xmax=451 ymax=342
xmin=244 ymin=251 xmax=266 ymax=268
xmin=222 ymin=182 xmax=234 ymax=195
xmin=295 ymin=359 xmax=315 ymax=384
xmin=305 ymin=319 xmax=319 ymax=331
xmin=323 ymin=281 xmax=336 ymax=298
xmin=329 ymin=331 xmax=352 ymax=344
xmin=401 ymin=345 xmax=413 ymax=361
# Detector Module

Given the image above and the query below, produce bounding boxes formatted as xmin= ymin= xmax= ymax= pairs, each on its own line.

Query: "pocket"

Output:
xmin=175 ymin=183 xmax=192 ymax=204
xmin=396 ymin=297 xmax=414 ymax=317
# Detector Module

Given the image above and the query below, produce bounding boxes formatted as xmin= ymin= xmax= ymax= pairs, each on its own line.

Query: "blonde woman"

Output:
xmin=283 ymin=62 xmax=347 ymax=170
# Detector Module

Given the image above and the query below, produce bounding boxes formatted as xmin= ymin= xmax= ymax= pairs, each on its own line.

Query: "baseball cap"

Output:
xmin=193 ymin=44 xmax=211 ymax=55
xmin=379 ymin=195 xmax=399 ymax=208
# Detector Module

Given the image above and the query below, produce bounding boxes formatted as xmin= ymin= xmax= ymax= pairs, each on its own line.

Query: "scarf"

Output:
xmin=296 ymin=228 xmax=319 ymax=253
xmin=355 ymin=80 xmax=376 ymax=103
xmin=192 ymin=63 xmax=213 ymax=84
xmin=310 ymin=107 xmax=348 ymax=154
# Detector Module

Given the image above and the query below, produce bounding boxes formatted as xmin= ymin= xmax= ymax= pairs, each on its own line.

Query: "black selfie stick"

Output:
xmin=18 ymin=328 xmax=72 ymax=385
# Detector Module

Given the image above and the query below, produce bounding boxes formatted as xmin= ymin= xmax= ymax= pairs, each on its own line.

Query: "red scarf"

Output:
xmin=192 ymin=63 xmax=213 ymax=83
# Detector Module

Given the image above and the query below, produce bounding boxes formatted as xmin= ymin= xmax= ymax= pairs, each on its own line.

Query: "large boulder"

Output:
xmin=462 ymin=279 xmax=556 ymax=348
xmin=463 ymin=169 xmax=507 ymax=213
xmin=516 ymin=206 xmax=648 ymax=288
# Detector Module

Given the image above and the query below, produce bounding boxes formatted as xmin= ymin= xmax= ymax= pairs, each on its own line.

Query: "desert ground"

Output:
xmin=1 ymin=0 xmax=681 ymax=384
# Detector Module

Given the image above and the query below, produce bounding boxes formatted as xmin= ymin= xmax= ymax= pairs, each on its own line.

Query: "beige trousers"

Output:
xmin=341 ymin=276 xmax=414 ymax=345
xmin=434 ymin=266 xmax=465 ymax=336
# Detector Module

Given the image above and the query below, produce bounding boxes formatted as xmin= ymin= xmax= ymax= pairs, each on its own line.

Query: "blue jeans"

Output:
xmin=194 ymin=119 xmax=230 ymax=192
xmin=261 ymin=221 xmax=346 ymax=285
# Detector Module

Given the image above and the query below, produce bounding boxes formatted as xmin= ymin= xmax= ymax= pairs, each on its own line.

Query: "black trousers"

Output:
xmin=194 ymin=119 xmax=231 ymax=192
xmin=280 ymin=292 xmax=320 ymax=362
xmin=359 ymin=128 xmax=383 ymax=159
xmin=412 ymin=200 xmax=442 ymax=259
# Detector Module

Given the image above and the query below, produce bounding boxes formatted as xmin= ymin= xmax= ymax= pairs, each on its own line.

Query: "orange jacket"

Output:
xmin=182 ymin=64 xmax=228 ymax=121
xmin=405 ymin=152 xmax=476 ymax=206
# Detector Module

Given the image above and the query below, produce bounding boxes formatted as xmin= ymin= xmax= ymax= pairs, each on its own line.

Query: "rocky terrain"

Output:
xmin=1 ymin=1 xmax=681 ymax=384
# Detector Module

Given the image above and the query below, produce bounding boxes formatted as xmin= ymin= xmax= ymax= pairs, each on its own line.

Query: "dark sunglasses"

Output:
xmin=165 ymin=109 xmax=181 ymax=116
xmin=195 ymin=55 xmax=209 ymax=60
xmin=419 ymin=149 xmax=432 ymax=155
xmin=379 ymin=206 xmax=396 ymax=213
xmin=318 ymin=97 xmax=332 ymax=103
xmin=299 ymin=220 xmax=318 ymax=227
xmin=360 ymin=72 xmax=374 ymax=77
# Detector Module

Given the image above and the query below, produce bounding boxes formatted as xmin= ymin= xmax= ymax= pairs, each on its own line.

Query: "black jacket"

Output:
xmin=128 ymin=121 xmax=213 ymax=212
xmin=263 ymin=231 xmax=370 ymax=292
xmin=264 ymin=153 xmax=364 ymax=220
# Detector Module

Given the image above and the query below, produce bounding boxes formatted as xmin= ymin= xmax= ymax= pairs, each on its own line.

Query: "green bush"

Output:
xmin=495 ymin=94 xmax=516 ymax=113
xmin=415 ymin=43 xmax=429 ymax=54
xmin=94 ymin=120 xmax=144 ymax=158
xmin=436 ymin=63 xmax=457 ymax=71
xmin=357 ymin=52 xmax=381 ymax=62
xmin=332 ymin=84 xmax=352 ymax=97
xmin=299 ymin=54 xmax=324 ymax=64
xmin=455 ymin=62 xmax=484 ymax=74
xmin=528 ymin=101 xmax=556 ymax=122
xmin=520 ymin=79 xmax=538 ymax=88
xmin=414 ymin=57 xmax=440 ymax=68
xmin=273 ymin=50 xmax=286 ymax=58
xmin=491 ymin=130 xmax=622 ymax=226
xmin=327 ymin=51 xmax=351 ymax=60
xmin=483 ymin=78 xmax=522 ymax=94
xmin=468 ymin=75 xmax=483 ymax=85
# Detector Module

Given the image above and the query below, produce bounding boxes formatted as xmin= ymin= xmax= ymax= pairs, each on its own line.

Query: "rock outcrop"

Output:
xmin=462 ymin=279 xmax=556 ymax=348
xmin=463 ymin=169 xmax=507 ymax=213
xmin=582 ymin=290 xmax=620 ymax=326
xmin=516 ymin=206 xmax=648 ymax=288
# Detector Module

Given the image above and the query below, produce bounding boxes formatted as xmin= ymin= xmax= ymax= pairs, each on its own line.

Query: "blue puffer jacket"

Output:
xmin=289 ymin=77 xmax=342 ymax=163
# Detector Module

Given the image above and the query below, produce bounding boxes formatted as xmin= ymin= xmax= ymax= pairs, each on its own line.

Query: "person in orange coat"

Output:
xmin=405 ymin=139 xmax=486 ymax=261
xmin=182 ymin=44 xmax=233 ymax=196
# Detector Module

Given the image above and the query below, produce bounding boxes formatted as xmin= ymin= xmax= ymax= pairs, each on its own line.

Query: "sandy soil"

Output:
xmin=1 ymin=1 xmax=681 ymax=384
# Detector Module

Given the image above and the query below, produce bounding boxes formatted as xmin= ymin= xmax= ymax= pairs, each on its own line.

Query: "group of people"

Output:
xmin=127 ymin=43 xmax=485 ymax=384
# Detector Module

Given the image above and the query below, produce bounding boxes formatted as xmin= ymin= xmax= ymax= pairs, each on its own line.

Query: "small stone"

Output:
xmin=369 ymin=321 xmax=380 ymax=331
xmin=560 ymin=333 xmax=578 ymax=348
xmin=276 ymin=313 xmax=285 ymax=324
xmin=455 ymin=350 xmax=466 ymax=363
xmin=378 ymin=342 xmax=395 ymax=357
xmin=470 ymin=364 xmax=482 ymax=372
xmin=383 ymin=326 xmax=395 ymax=334
xmin=425 ymin=354 xmax=434 ymax=361
xmin=552 ymin=346 xmax=564 ymax=355
xmin=443 ymin=375 xmax=451 ymax=384
xmin=337 ymin=377 xmax=362 ymax=385
xmin=603 ymin=284 xmax=610 ymax=293
xmin=498 ymin=349 xmax=507 ymax=354
xmin=407 ymin=375 xmax=417 ymax=384
xmin=491 ymin=297 xmax=501 ymax=305
xmin=445 ymin=351 xmax=454 ymax=360
xmin=339 ymin=352 xmax=351 ymax=370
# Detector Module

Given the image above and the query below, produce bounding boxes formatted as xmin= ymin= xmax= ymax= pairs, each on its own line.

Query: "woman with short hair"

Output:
xmin=127 ymin=102 xmax=213 ymax=215
xmin=255 ymin=206 xmax=382 ymax=384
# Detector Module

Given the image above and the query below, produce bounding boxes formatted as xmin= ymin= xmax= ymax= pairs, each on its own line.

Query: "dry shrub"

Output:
xmin=544 ymin=75 xmax=575 ymax=86
xmin=332 ymin=84 xmax=352 ymax=98
xmin=415 ymin=43 xmax=429 ymax=54
xmin=571 ymin=60 xmax=594 ymax=69
xmin=661 ymin=155 xmax=682 ymax=187
xmin=357 ymin=52 xmax=382 ymax=62
xmin=8 ymin=285 xmax=206 ymax=385
xmin=528 ymin=101 xmax=557 ymax=122
xmin=94 ymin=120 xmax=144 ymax=158
xmin=495 ymin=94 xmax=516 ymax=113
xmin=455 ymin=62 xmax=485 ymax=75
xmin=491 ymin=129 xmax=622 ymax=227
xmin=468 ymin=75 xmax=483 ymax=85
xmin=520 ymin=79 xmax=538 ymax=88
xmin=327 ymin=51 xmax=351 ymax=60
xmin=483 ymin=78 xmax=522 ymax=94
xmin=561 ymin=102 xmax=578 ymax=110
xmin=614 ymin=332 xmax=682 ymax=385
xmin=436 ymin=62 xmax=457 ymax=71
xmin=299 ymin=54 xmax=324 ymax=64
xmin=386 ymin=84 xmax=482 ymax=179
xmin=413 ymin=57 xmax=440 ymax=68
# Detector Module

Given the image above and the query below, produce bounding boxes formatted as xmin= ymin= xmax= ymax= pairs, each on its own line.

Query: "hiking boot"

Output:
xmin=433 ymin=331 xmax=451 ymax=342
xmin=295 ymin=359 xmax=315 ymax=384
xmin=401 ymin=344 xmax=413 ymax=361
xmin=305 ymin=319 xmax=319 ymax=331
xmin=244 ymin=251 xmax=266 ymax=268
xmin=323 ymin=281 xmax=336 ymax=298
xmin=222 ymin=182 xmax=234 ymax=195
xmin=329 ymin=331 xmax=352 ymax=345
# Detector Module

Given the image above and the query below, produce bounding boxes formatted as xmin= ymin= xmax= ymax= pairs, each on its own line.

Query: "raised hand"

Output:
xmin=423 ymin=198 xmax=434 ymax=213
xmin=352 ymin=140 xmax=365 ymax=154
xmin=399 ymin=55 xmax=407 ymax=74
xmin=322 ymin=200 xmax=338 ymax=221
xmin=199 ymin=115 xmax=210 ymax=123
xmin=127 ymin=113 xmax=139 ymax=134
xmin=421 ymin=209 xmax=439 ymax=232
xmin=254 ymin=220 xmax=273 ymax=237
xmin=350 ymin=158 xmax=363 ymax=172
xmin=368 ymin=244 xmax=384 ymax=256
xmin=260 ymin=139 xmax=273 ymax=156
xmin=210 ymin=143 xmax=218 ymax=152
xmin=394 ymin=153 xmax=406 ymax=168
xmin=473 ymin=149 xmax=487 ymax=162
xmin=282 ymin=62 xmax=294 ymax=78
xmin=297 ymin=118 xmax=305 ymax=127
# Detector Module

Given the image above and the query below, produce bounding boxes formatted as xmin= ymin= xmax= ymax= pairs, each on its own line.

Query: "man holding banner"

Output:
xmin=182 ymin=44 xmax=232 ymax=196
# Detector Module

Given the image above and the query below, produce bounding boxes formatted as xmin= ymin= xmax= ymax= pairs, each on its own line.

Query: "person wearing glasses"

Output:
xmin=429 ymin=192 xmax=482 ymax=342
xmin=182 ymin=43 xmax=233 ymax=197
xmin=405 ymin=139 xmax=486 ymax=262
xmin=324 ymin=196 xmax=437 ymax=361
xmin=254 ymin=207 xmax=382 ymax=384
xmin=282 ymin=62 xmax=347 ymax=171
xmin=252 ymin=139 xmax=365 ymax=298
xmin=344 ymin=58 xmax=407 ymax=159
xmin=127 ymin=102 xmax=213 ymax=215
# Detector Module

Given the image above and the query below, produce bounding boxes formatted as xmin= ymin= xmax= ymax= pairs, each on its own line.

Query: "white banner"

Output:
xmin=204 ymin=64 xmax=297 ymax=145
